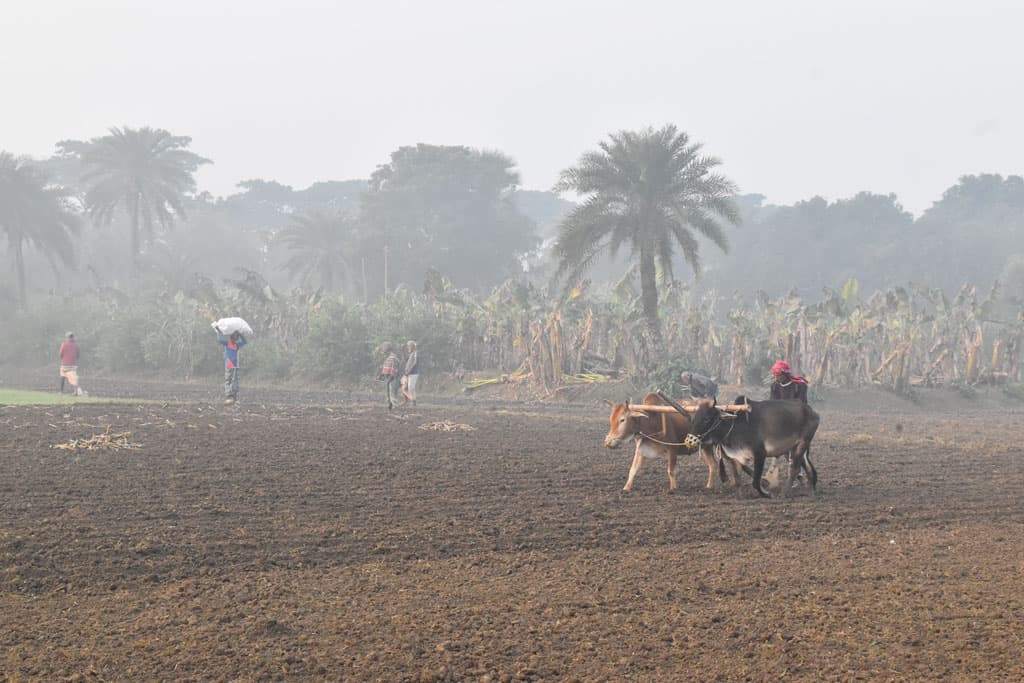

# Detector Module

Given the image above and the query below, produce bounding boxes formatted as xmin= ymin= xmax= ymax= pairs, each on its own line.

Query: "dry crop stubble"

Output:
xmin=0 ymin=398 xmax=1021 ymax=680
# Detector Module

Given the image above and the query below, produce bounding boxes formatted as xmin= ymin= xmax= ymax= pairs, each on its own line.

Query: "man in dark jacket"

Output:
xmin=680 ymin=370 xmax=718 ymax=400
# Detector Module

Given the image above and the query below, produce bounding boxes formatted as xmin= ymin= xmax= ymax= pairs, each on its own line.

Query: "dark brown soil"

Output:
xmin=1 ymin=392 xmax=1022 ymax=681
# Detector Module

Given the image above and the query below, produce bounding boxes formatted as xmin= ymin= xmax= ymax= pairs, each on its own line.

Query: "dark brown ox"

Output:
xmin=604 ymin=393 xmax=738 ymax=492
xmin=689 ymin=397 xmax=820 ymax=498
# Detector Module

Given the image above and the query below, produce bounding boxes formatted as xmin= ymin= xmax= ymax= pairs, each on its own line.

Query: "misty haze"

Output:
xmin=1 ymin=2 xmax=1022 ymax=681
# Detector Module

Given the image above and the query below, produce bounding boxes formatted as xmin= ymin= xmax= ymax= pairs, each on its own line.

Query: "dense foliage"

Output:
xmin=3 ymin=125 xmax=1024 ymax=396
xmin=3 ymin=268 xmax=1021 ymax=400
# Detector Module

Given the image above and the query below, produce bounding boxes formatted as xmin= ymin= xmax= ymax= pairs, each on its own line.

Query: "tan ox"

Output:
xmin=604 ymin=393 xmax=739 ymax=492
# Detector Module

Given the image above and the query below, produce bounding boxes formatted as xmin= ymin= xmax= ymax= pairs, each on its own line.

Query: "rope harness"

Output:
xmin=637 ymin=420 xmax=736 ymax=457
xmin=629 ymin=398 xmax=750 ymax=451
xmin=633 ymin=410 xmax=698 ymax=448
xmin=635 ymin=431 xmax=694 ymax=448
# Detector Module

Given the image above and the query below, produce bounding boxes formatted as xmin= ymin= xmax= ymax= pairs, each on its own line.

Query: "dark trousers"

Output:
xmin=385 ymin=378 xmax=398 ymax=408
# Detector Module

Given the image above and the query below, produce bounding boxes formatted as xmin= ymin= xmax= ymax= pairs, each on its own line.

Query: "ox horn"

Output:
xmin=626 ymin=396 xmax=632 ymax=407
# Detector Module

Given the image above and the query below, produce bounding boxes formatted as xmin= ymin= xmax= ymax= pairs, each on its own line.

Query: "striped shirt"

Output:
xmin=381 ymin=353 xmax=400 ymax=377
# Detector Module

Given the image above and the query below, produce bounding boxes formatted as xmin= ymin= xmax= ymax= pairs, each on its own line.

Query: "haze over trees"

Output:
xmin=2 ymin=122 xmax=1023 ymax=391
xmin=698 ymin=191 xmax=914 ymax=296
xmin=59 ymin=127 xmax=211 ymax=270
xmin=360 ymin=144 xmax=538 ymax=296
xmin=0 ymin=152 xmax=78 ymax=308
xmin=694 ymin=174 xmax=1024 ymax=302
xmin=551 ymin=125 xmax=740 ymax=341
xmin=276 ymin=210 xmax=357 ymax=296
xmin=5 ymin=124 xmax=1022 ymax=311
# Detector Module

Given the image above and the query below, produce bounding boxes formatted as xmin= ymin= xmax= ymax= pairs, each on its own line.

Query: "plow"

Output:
xmin=625 ymin=401 xmax=750 ymax=414
xmin=627 ymin=390 xmax=750 ymax=415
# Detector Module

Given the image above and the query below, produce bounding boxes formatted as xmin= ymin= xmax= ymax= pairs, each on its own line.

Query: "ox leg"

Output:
xmin=787 ymin=449 xmax=803 ymax=491
xmin=623 ymin=441 xmax=644 ymax=491
xmin=787 ymin=448 xmax=807 ymax=485
xmin=751 ymin=448 xmax=771 ymax=498
xmin=787 ymin=442 xmax=816 ymax=488
xmin=667 ymin=450 xmax=677 ymax=492
xmin=724 ymin=456 xmax=742 ymax=488
xmin=700 ymin=446 xmax=716 ymax=489
xmin=794 ymin=444 xmax=818 ymax=493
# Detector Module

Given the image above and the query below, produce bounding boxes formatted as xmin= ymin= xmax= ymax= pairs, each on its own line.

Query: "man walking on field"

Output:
xmin=400 ymin=340 xmax=419 ymax=407
xmin=215 ymin=328 xmax=247 ymax=405
xmin=379 ymin=342 xmax=401 ymax=410
xmin=58 ymin=332 xmax=83 ymax=395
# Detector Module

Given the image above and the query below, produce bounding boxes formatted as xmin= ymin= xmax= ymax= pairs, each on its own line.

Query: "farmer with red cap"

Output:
xmin=770 ymin=360 xmax=808 ymax=403
xmin=771 ymin=360 xmax=810 ymax=484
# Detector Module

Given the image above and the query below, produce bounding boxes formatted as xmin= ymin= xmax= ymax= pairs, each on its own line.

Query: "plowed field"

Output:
xmin=1 ymin=395 xmax=1022 ymax=681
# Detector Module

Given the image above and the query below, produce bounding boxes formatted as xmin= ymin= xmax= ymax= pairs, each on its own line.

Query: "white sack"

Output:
xmin=212 ymin=317 xmax=253 ymax=337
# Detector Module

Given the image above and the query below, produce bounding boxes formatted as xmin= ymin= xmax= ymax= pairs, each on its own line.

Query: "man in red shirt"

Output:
xmin=59 ymin=332 xmax=82 ymax=395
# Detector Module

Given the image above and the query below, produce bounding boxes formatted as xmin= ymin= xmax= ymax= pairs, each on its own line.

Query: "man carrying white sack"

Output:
xmin=212 ymin=318 xmax=252 ymax=405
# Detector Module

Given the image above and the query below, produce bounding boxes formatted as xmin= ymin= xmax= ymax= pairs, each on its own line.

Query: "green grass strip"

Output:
xmin=0 ymin=389 xmax=143 ymax=406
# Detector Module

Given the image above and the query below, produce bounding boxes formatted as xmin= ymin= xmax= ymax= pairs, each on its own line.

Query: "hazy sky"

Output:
xmin=3 ymin=0 xmax=1022 ymax=214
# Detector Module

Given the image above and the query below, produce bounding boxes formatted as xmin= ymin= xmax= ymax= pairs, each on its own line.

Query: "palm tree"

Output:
xmin=552 ymin=124 xmax=740 ymax=342
xmin=276 ymin=210 xmax=356 ymax=294
xmin=75 ymin=126 xmax=210 ymax=268
xmin=0 ymin=152 xmax=79 ymax=307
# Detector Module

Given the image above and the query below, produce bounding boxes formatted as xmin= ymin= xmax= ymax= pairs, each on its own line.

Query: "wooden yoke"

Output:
xmin=628 ymin=402 xmax=751 ymax=414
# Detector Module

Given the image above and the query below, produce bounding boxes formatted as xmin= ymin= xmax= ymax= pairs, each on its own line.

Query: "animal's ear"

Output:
xmin=629 ymin=410 xmax=650 ymax=419
xmin=603 ymin=399 xmax=614 ymax=407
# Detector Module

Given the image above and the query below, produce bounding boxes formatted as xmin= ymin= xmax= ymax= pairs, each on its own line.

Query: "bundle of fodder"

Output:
xmin=418 ymin=420 xmax=476 ymax=432
xmin=51 ymin=427 xmax=140 ymax=451
xmin=463 ymin=372 xmax=531 ymax=392
xmin=212 ymin=317 xmax=253 ymax=337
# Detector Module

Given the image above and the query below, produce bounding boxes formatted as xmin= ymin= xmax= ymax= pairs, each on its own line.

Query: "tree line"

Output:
xmin=2 ymin=123 xmax=1023 ymax=394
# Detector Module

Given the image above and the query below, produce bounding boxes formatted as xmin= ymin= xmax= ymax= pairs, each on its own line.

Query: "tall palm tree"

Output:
xmin=276 ymin=210 xmax=356 ymax=294
xmin=0 ymin=152 xmax=79 ymax=307
xmin=76 ymin=126 xmax=210 ymax=268
xmin=552 ymin=124 xmax=740 ymax=342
